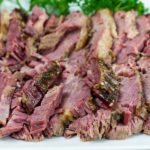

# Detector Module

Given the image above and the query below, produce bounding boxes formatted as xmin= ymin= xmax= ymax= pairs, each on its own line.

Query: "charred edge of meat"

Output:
xmin=60 ymin=110 xmax=74 ymax=125
xmin=111 ymin=111 xmax=124 ymax=125
xmin=85 ymin=97 xmax=97 ymax=111
xmin=94 ymin=60 xmax=120 ymax=105
xmin=21 ymin=62 xmax=63 ymax=113
xmin=135 ymin=71 xmax=148 ymax=120
xmin=35 ymin=61 xmax=63 ymax=94
xmin=75 ymin=17 xmax=92 ymax=51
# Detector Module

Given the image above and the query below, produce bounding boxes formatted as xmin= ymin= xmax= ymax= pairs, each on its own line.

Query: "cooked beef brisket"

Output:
xmin=0 ymin=7 xmax=150 ymax=142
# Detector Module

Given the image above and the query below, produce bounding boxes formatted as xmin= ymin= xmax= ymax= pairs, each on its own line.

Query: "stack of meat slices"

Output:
xmin=0 ymin=7 xmax=150 ymax=141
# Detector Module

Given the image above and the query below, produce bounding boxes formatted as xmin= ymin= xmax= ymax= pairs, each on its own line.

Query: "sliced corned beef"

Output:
xmin=43 ymin=114 xmax=64 ymax=137
xmin=113 ymin=11 xmax=126 ymax=55
xmin=0 ymin=72 xmax=17 ymax=125
xmin=45 ymin=30 xmax=80 ymax=61
xmin=28 ymin=84 xmax=63 ymax=134
xmin=141 ymin=69 xmax=150 ymax=110
xmin=117 ymin=75 xmax=142 ymax=112
xmin=21 ymin=62 xmax=63 ymax=113
xmin=89 ymin=9 xmax=117 ymax=63
xmin=6 ymin=10 xmax=26 ymax=62
xmin=61 ymin=74 xmax=92 ymax=119
xmin=0 ymin=106 xmax=27 ymax=138
xmin=124 ymin=11 xmax=139 ymax=39
xmin=24 ymin=6 xmax=48 ymax=36
xmin=64 ymin=109 xmax=111 ymax=141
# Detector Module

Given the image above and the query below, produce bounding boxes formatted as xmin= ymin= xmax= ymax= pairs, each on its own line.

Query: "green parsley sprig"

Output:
xmin=0 ymin=0 xmax=148 ymax=16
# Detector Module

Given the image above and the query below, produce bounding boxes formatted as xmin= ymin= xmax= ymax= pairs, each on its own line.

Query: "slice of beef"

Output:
xmin=58 ymin=12 xmax=91 ymax=33
xmin=84 ymin=58 xmax=100 ymax=88
xmin=116 ymin=73 xmax=147 ymax=120
xmin=143 ymin=115 xmax=150 ymax=135
xmin=75 ymin=16 xmax=91 ymax=51
xmin=141 ymin=69 xmax=150 ymax=110
xmin=45 ymin=15 xmax=62 ymax=33
xmin=113 ymin=11 xmax=126 ymax=55
xmin=64 ymin=109 xmax=111 ymax=141
xmin=62 ymin=49 xmax=88 ymax=76
xmin=39 ymin=31 xmax=65 ymax=52
xmin=61 ymin=74 xmax=93 ymax=119
xmin=0 ymin=72 xmax=12 ymax=98
xmin=45 ymin=30 xmax=80 ymax=61
xmin=0 ymin=11 xmax=10 ymax=42
xmin=24 ymin=6 xmax=48 ymax=36
xmin=89 ymin=9 xmax=117 ymax=63
xmin=92 ymin=60 xmax=120 ymax=106
xmin=116 ymin=34 xmax=149 ymax=63
xmin=0 ymin=72 xmax=17 ymax=125
xmin=0 ymin=106 xmax=27 ymax=138
xmin=124 ymin=11 xmax=139 ymax=39
xmin=21 ymin=80 xmax=43 ymax=113
xmin=0 ymin=11 xmax=10 ymax=56
xmin=115 ymin=13 xmax=150 ymax=64
xmin=21 ymin=62 xmax=63 ymax=113
xmin=39 ymin=12 xmax=91 ymax=52
xmin=137 ymin=15 xmax=150 ymax=34
xmin=0 ymin=86 xmax=15 ymax=126
xmin=117 ymin=75 xmax=141 ymax=111
xmin=28 ymin=84 xmax=63 ymax=134
xmin=112 ymin=55 xmax=137 ymax=77
xmin=43 ymin=114 xmax=64 ymax=138
xmin=6 ymin=10 xmax=25 ymax=62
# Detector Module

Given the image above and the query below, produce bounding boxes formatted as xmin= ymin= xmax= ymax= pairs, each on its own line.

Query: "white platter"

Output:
xmin=0 ymin=0 xmax=150 ymax=150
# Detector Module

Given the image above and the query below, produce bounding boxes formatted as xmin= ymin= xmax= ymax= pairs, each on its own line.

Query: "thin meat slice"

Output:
xmin=0 ymin=11 xmax=10 ymax=56
xmin=43 ymin=114 xmax=64 ymax=138
xmin=24 ymin=6 xmax=48 ymax=36
xmin=6 ymin=10 xmax=25 ymax=62
xmin=46 ymin=30 xmax=80 ymax=61
xmin=113 ymin=11 xmax=126 ymax=55
xmin=0 ymin=106 xmax=27 ymax=138
xmin=61 ymin=74 xmax=93 ymax=119
xmin=124 ymin=11 xmax=139 ymax=39
xmin=39 ymin=12 xmax=91 ymax=52
xmin=117 ymin=75 xmax=142 ymax=111
xmin=116 ymin=73 xmax=147 ymax=120
xmin=0 ymin=73 xmax=17 ymax=125
xmin=142 ymin=69 xmax=150 ymax=110
xmin=0 ymin=86 xmax=15 ymax=126
xmin=63 ymin=49 xmax=87 ymax=76
xmin=0 ymin=72 xmax=12 ymax=98
xmin=116 ymin=13 xmax=150 ymax=64
xmin=28 ymin=85 xmax=63 ymax=134
xmin=89 ymin=9 xmax=117 ymax=63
